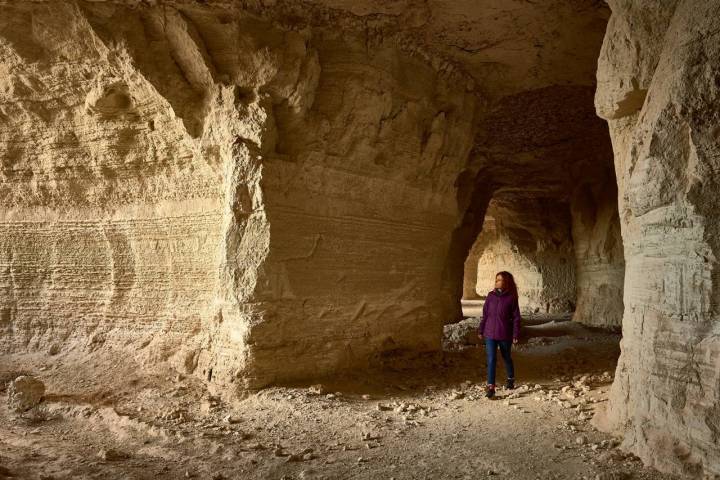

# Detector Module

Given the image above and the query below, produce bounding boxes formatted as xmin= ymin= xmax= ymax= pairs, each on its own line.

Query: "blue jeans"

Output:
xmin=485 ymin=338 xmax=514 ymax=386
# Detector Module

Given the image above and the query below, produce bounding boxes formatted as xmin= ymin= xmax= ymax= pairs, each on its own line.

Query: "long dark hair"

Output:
xmin=496 ymin=271 xmax=518 ymax=299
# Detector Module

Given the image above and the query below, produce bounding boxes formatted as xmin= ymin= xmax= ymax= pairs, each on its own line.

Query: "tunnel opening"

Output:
xmin=462 ymin=194 xmax=577 ymax=317
xmin=441 ymin=81 xmax=626 ymax=396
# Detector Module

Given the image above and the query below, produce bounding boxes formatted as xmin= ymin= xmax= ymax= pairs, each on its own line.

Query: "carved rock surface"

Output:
xmin=593 ymin=0 xmax=720 ymax=476
xmin=570 ymin=170 xmax=625 ymax=328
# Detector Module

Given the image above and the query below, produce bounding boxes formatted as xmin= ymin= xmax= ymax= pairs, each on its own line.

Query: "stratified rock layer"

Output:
xmin=0 ymin=1 xmax=480 ymax=389
xmin=594 ymin=0 xmax=720 ymax=476
xmin=571 ymin=170 xmax=625 ymax=328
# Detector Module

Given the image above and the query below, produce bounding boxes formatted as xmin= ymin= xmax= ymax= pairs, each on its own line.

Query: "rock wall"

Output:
xmin=0 ymin=1 xmax=302 ymax=385
xmin=570 ymin=170 xmax=625 ymax=328
xmin=0 ymin=0 xmax=479 ymax=389
xmin=249 ymin=33 xmax=477 ymax=386
xmin=462 ymin=240 xmax=484 ymax=300
xmin=594 ymin=0 xmax=720 ymax=476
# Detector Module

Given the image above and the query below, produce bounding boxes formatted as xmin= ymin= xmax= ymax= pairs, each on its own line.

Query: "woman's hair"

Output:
xmin=496 ymin=271 xmax=518 ymax=298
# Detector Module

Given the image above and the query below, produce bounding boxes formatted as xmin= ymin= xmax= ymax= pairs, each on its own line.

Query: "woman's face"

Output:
xmin=495 ymin=274 xmax=505 ymax=290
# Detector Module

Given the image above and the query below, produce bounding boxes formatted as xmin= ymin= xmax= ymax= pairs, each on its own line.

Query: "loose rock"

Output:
xmin=7 ymin=375 xmax=45 ymax=413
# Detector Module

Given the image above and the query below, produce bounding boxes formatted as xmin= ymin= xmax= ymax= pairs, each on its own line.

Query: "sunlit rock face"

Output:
xmin=593 ymin=0 xmax=720 ymax=476
xmin=0 ymin=0 xmax=616 ymax=391
xmin=0 ymin=1 xmax=479 ymax=389
xmin=0 ymin=1 xmax=281 ymax=386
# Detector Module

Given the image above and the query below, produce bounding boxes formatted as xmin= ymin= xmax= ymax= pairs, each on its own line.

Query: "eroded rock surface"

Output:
xmin=7 ymin=375 xmax=45 ymax=413
xmin=594 ymin=0 xmax=720 ymax=476
xmin=571 ymin=171 xmax=625 ymax=328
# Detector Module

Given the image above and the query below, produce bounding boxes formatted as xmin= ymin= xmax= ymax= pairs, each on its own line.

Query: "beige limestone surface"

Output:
xmin=570 ymin=169 xmax=625 ymax=328
xmin=593 ymin=0 xmax=720 ymax=477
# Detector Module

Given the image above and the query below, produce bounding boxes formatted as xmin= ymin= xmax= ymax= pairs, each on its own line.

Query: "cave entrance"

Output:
xmin=442 ymin=85 xmax=625 ymax=387
xmin=462 ymin=194 xmax=577 ymax=318
xmin=443 ymin=170 xmax=625 ymax=386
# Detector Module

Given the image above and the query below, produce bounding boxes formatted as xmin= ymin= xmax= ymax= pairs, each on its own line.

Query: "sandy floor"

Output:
xmin=0 ymin=331 xmax=679 ymax=480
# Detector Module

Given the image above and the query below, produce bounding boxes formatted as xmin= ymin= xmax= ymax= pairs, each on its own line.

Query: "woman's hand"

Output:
xmin=477 ymin=334 xmax=483 ymax=340
xmin=512 ymin=338 xmax=518 ymax=344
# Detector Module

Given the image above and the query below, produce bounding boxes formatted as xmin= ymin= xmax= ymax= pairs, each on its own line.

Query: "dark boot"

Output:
xmin=485 ymin=384 xmax=495 ymax=399
xmin=505 ymin=378 xmax=515 ymax=390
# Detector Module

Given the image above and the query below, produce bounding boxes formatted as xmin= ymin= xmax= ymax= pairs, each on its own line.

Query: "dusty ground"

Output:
xmin=0 ymin=326 xmax=679 ymax=480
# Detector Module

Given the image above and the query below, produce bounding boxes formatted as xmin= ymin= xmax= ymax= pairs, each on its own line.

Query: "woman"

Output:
xmin=477 ymin=271 xmax=521 ymax=399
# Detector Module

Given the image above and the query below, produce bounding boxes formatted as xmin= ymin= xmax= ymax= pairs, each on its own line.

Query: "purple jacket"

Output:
xmin=478 ymin=289 xmax=522 ymax=341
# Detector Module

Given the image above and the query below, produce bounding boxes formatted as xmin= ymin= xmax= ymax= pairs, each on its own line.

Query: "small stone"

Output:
xmin=7 ymin=376 xmax=45 ymax=413
xmin=361 ymin=394 xmax=371 ymax=400
xmin=576 ymin=435 xmax=588 ymax=445
xmin=224 ymin=414 xmax=241 ymax=424
xmin=308 ymin=384 xmax=326 ymax=395
xmin=99 ymin=448 xmax=129 ymax=461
